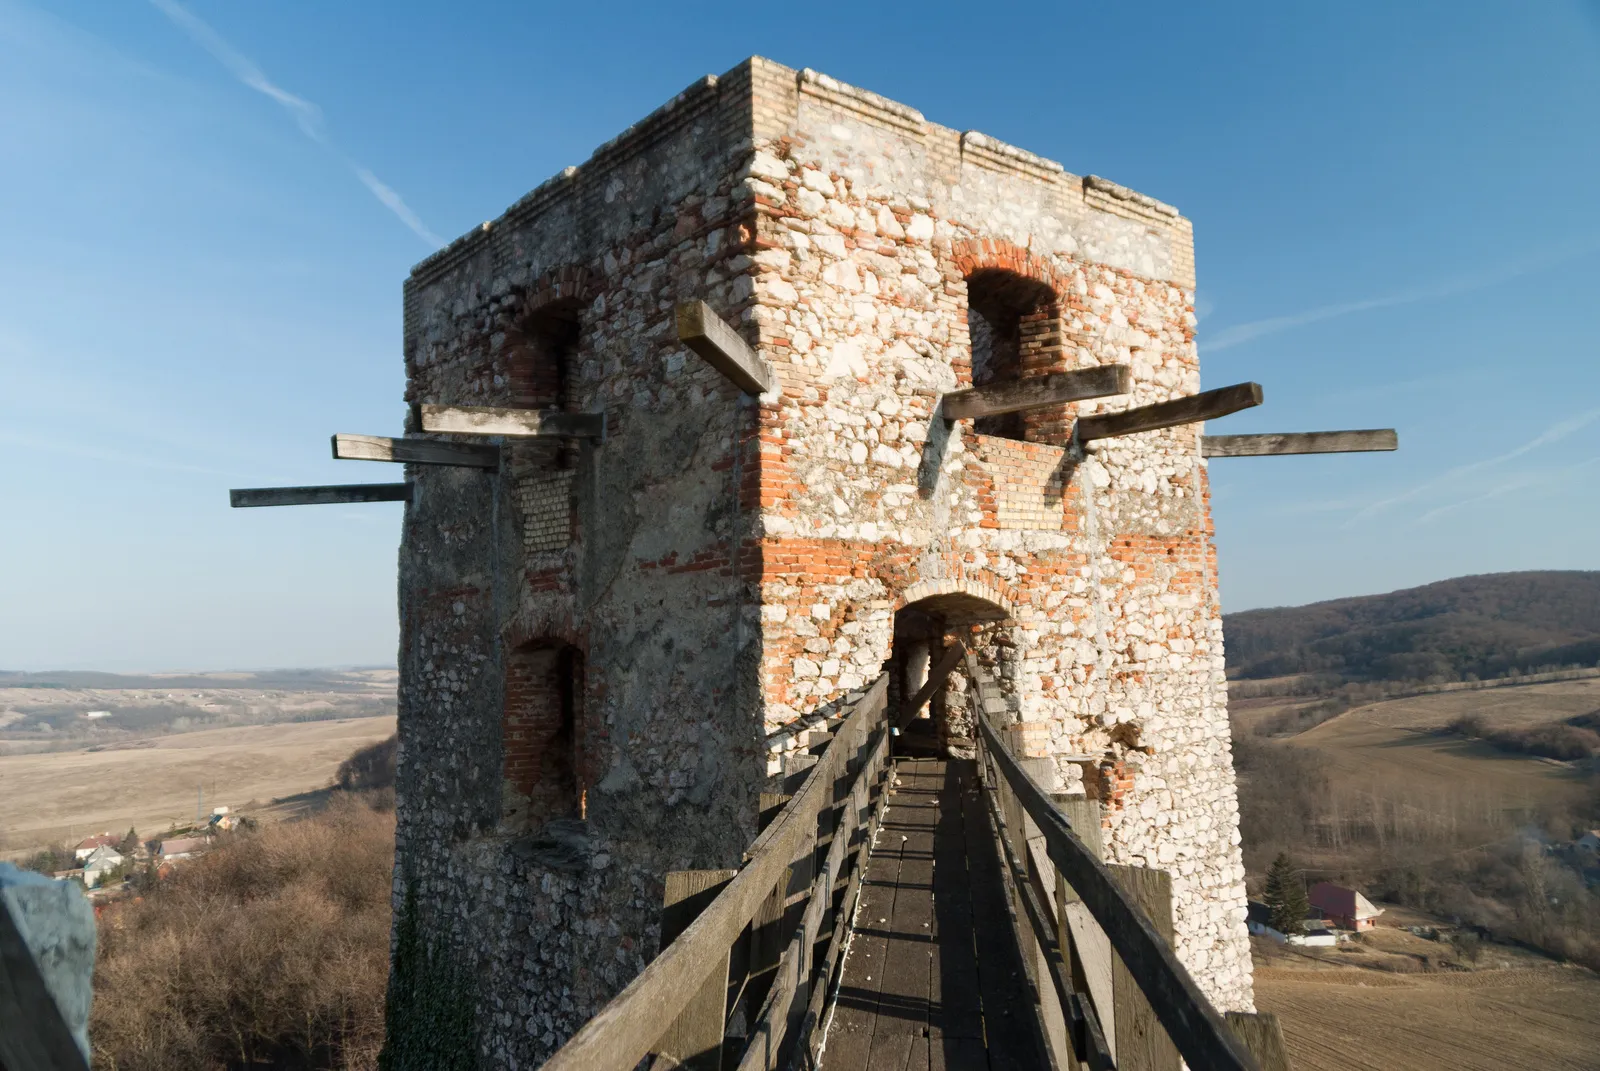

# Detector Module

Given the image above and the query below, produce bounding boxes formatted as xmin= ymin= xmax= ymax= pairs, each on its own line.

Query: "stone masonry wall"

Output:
xmin=391 ymin=56 xmax=1252 ymax=1069
xmin=394 ymin=69 xmax=774 ymax=1067
xmin=741 ymin=61 xmax=1253 ymax=1010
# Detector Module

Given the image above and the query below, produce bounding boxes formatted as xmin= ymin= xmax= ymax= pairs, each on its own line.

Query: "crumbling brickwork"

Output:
xmin=392 ymin=56 xmax=1251 ymax=1068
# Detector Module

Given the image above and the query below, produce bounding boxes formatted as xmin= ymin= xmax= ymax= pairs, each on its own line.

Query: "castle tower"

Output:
xmin=389 ymin=57 xmax=1251 ymax=1067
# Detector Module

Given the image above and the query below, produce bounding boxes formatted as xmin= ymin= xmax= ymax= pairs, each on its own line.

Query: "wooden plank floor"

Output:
xmin=820 ymin=758 xmax=1045 ymax=1070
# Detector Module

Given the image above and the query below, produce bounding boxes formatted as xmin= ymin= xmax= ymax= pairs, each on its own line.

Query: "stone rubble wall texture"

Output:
xmin=394 ymin=56 xmax=1251 ymax=1068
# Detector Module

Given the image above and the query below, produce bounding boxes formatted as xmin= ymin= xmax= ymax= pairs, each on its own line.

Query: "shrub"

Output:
xmin=90 ymin=794 xmax=394 ymax=1070
xmin=337 ymin=735 xmax=398 ymax=792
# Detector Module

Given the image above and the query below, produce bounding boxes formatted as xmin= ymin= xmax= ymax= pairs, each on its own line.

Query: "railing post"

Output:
xmin=1105 ymin=865 xmax=1181 ymax=1071
xmin=1057 ymin=796 xmax=1113 ymax=1066
xmin=658 ymin=869 xmax=738 ymax=1070
xmin=1224 ymin=1012 xmax=1293 ymax=1071
xmin=1016 ymin=760 xmax=1071 ymax=1069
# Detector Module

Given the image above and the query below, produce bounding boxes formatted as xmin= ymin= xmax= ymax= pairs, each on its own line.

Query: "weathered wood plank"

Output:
xmin=0 ymin=896 xmax=91 ymax=1071
xmin=1077 ymin=382 xmax=1263 ymax=442
xmin=331 ymin=433 xmax=500 ymax=469
xmin=895 ymin=640 xmax=965 ymax=730
xmin=1107 ymin=865 xmax=1180 ymax=1071
xmin=1201 ymin=429 xmax=1397 ymax=458
xmin=1224 ymin=1012 xmax=1294 ymax=1071
xmin=799 ymin=734 xmax=891 ymax=1069
xmin=229 ymin=483 xmax=410 ymax=508
xmin=941 ymin=365 xmax=1131 ymax=420
xmin=418 ymin=403 xmax=605 ymax=440
xmin=659 ymin=870 xmax=738 ymax=1071
xmin=676 ymin=301 xmax=777 ymax=396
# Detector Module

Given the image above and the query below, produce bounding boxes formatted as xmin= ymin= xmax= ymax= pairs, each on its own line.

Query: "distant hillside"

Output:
xmin=1224 ymin=571 xmax=1600 ymax=684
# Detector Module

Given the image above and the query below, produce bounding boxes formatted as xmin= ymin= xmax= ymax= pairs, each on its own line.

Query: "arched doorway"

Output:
xmin=889 ymin=583 xmax=1011 ymax=757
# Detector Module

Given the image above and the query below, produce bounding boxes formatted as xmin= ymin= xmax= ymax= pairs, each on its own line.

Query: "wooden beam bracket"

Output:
xmin=418 ymin=404 xmax=605 ymax=441
xmin=942 ymin=365 xmax=1131 ymax=421
xmin=675 ymin=301 xmax=777 ymax=397
xmin=229 ymin=484 xmax=411 ymax=508
xmin=1077 ymin=382 xmax=1263 ymax=443
xmin=332 ymin=434 xmax=500 ymax=469
xmin=1201 ymin=429 xmax=1397 ymax=458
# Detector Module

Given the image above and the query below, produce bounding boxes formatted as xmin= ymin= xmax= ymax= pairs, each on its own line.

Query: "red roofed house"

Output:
xmin=73 ymin=833 xmax=119 ymax=861
xmin=158 ymin=836 xmax=209 ymax=862
xmin=1309 ymin=882 xmax=1384 ymax=931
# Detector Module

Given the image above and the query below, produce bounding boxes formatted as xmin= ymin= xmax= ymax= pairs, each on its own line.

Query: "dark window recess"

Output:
xmin=502 ymin=642 xmax=586 ymax=830
xmin=966 ymin=269 xmax=1058 ymax=441
xmin=506 ymin=305 xmax=582 ymax=469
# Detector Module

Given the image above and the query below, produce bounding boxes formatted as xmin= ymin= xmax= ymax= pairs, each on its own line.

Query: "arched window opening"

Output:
xmin=502 ymin=641 xmax=586 ymax=832
xmin=966 ymin=269 xmax=1058 ymax=440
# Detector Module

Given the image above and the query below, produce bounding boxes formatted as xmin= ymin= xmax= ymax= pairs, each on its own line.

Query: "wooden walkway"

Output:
xmin=819 ymin=757 xmax=1046 ymax=1070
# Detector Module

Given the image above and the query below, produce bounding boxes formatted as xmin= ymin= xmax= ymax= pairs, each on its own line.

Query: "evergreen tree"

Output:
xmin=1264 ymin=852 xmax=1311 ymax=936
xmin=117 ymin=827 xmax=139 ymax=856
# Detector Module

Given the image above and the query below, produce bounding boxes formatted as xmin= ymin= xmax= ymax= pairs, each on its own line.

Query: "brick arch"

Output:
xmin=896 ymin=573 xmax=1017 ymax=621
xmin=948 ymin=238 xmax=1071 ymax=297
xmin=519 ymin=264 xmax=599 ymax=318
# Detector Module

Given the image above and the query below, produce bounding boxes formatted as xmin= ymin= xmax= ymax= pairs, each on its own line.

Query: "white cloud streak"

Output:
xmin=1204 ymin=237 xmax=1600 ymax=353
xmin=1346 ymin=405 xmax=1600 ymax=527
xmin=1408 ymin=454 xmax=1600 ymax=528
xmin=147 ymin=0 xmax=443 ymax=249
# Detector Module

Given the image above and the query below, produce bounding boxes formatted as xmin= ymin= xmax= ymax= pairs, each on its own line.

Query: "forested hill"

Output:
xmin=1223 ymin=571 xmax=1600 ymax=684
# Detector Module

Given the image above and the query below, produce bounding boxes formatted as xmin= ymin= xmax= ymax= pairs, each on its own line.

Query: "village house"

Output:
xmin=1309 ymin=881 xmax=1384 ymax=931
xmin=1246 ymin=900 xmax=1339 ymax=947
xmin=157 ymin=835 xmax=208 ymax=862
xmin=1576 ymin=829 xmax=1600 ymax=857
xmin=80 ymin=845 xmax=124 ymax=888
xmin=72 ymin=833 xmax=118 ymax=861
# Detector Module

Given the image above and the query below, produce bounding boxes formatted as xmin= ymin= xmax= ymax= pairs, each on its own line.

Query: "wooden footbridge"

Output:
xmin=535 ymin=663 xmax=1293 ymax=1071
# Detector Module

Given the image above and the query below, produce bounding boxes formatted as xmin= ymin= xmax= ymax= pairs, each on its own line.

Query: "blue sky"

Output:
xmin=2 ymin=1 xmax=1598 ymax=670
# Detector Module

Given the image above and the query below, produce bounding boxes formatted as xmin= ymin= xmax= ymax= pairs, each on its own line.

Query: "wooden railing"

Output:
xmin=541 ymin=675 xmax=892 ymax=1071
xmin=968 ymin=655 xmax=1290 ymax=1071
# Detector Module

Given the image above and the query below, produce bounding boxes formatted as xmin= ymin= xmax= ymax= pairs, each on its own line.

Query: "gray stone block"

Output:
xmin=0 ymin=862 xmax=96 ymax=1063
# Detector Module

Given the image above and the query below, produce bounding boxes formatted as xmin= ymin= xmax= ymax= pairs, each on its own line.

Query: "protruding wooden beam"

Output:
xmin=418 ymin=404 xmax=605 ymax=441
xmin=229 ymin=484 xmax=410 ymax=508
xmin=332 ymin=434 xmax=500 ymax=469
xmin=896 ymin=639 xmax=967 ymax=730
xmin=675 ymin=301 xmax=777 ymax=396
xmin=1201 ymin=429 xmax=1398 ymax=458
xmin=1077 ymin=382 xmax=1263 ymax=443
xmin=942 ymin=365 xmax=1131 ymax=421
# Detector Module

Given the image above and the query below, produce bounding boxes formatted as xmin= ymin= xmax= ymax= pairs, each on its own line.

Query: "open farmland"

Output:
xmin=1289 ymin=677 xmax=1598 ymax=816
xmin=0 ymin=715 xmax=396 ymax=853
xmin=1255 ymin=963 xmax=1600 ymax=1071
xmin=1236 ymin=676 xmax=1599 ymax=820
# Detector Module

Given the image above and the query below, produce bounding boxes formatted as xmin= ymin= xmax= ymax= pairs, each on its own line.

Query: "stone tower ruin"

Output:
xmin=389 ymin=57 xmax=1252 ymax=1067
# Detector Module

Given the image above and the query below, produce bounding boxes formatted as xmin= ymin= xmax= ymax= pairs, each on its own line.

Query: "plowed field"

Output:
xmin=1255 ymin=965 xmax=1600 ymax=1071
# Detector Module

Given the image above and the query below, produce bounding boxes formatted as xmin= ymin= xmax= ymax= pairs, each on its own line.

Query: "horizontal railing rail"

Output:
xmin=540 ymin=675 xmax=891 ymax=1071
xmin=968 ymin=656 xmax=1266 ymax=1071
